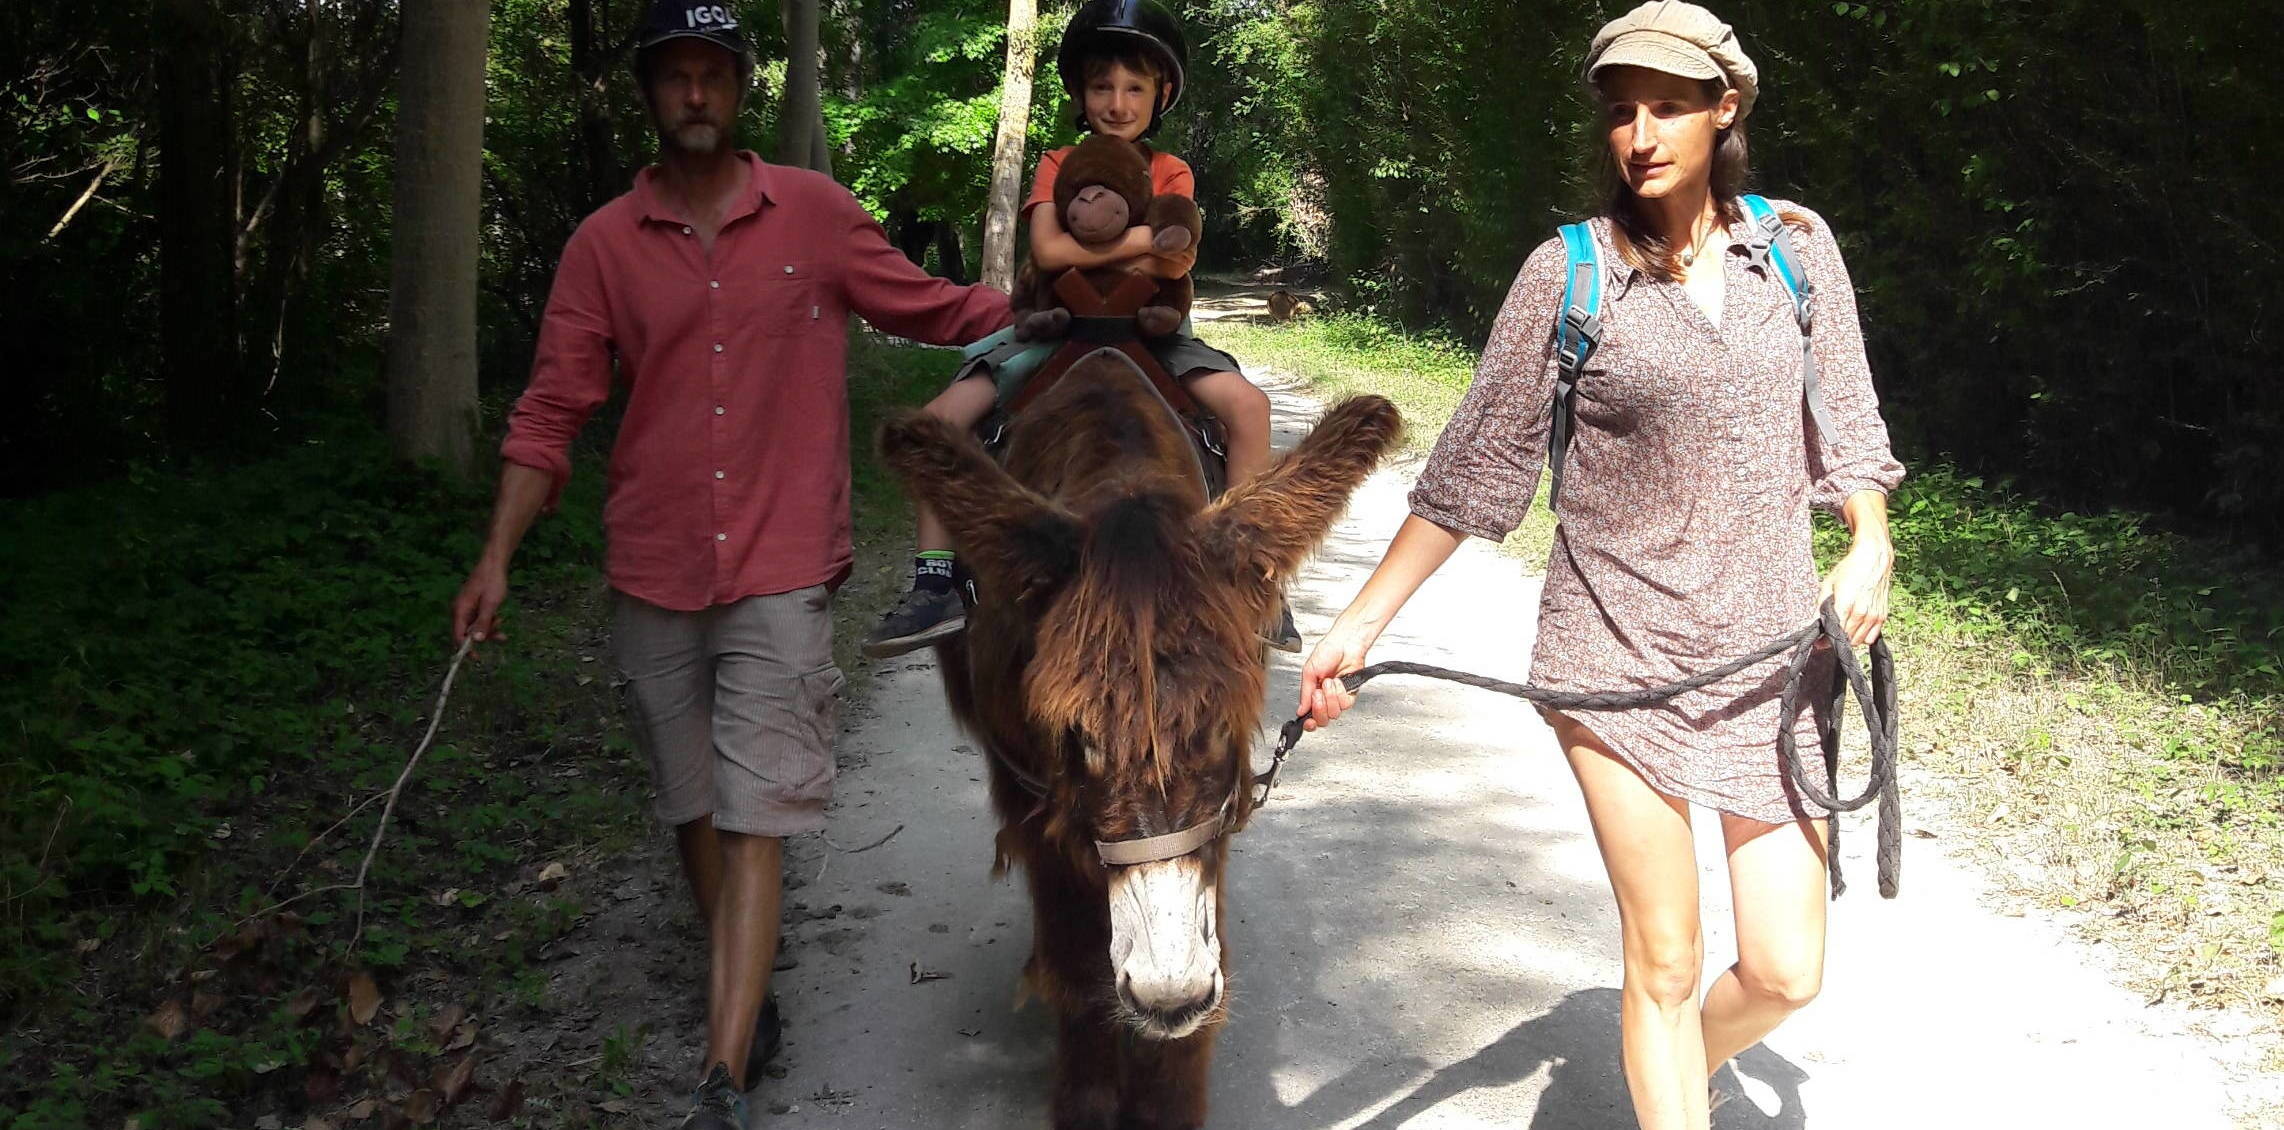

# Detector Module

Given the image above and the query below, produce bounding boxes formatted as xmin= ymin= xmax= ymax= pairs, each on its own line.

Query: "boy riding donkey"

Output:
xmin=861 ymin=0 xmax=1301 ymax=661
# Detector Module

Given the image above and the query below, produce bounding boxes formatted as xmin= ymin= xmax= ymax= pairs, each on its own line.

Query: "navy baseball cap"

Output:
xmin=635 ymin=1 xmax=753 ymax=62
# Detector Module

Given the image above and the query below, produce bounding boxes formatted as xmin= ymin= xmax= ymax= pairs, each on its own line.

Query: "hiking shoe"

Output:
xmin=861 ymin=586 xmax=966 ymax=659
xmin=678 ymin=1062 xmax=749 ymax=1129
xmin=743 ymin=995 xmax=782 ymax=1082
xmin=1260 ymin=600 xmax=1302 ymax=654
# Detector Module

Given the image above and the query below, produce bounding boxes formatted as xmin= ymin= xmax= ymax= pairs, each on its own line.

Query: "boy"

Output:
xmin=863 ymin=0 xmax=1295 ymax=659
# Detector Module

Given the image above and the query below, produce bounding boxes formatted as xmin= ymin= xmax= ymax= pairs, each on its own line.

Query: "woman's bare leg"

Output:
xmin=1551 ymin=713 xmax=1712 ymax=1130
xmin=1701 ymin=812 xmax=1829 ymax=1073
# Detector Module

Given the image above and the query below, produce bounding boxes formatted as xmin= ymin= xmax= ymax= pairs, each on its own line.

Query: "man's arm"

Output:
xmin=452 ymin=463 xmax=554 ymax=645
xmin=453 ymin=226 xmax=615 ymax=646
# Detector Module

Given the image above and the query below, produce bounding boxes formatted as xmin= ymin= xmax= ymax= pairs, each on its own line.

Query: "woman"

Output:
xmin=1296 ymin=3 xmax=1903 ymax=1127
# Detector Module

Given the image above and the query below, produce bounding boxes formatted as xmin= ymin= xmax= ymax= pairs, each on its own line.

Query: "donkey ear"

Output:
xmin=1194 ymin=395 xmax=1403 ymax=595
xmin=877 ymin=412 xmax=1081 ymax=601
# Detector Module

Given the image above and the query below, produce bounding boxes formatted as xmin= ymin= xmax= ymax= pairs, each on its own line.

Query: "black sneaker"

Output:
xmin=679 ymin=1062 xmax=749 ymax=1129
xmin=1261 ymin=600 xmax=1302 ymax=654
xmin=743 ymin=995 xmax=782 ymax=1082
xmin=861 ymin=586 xmax=967 ymax=659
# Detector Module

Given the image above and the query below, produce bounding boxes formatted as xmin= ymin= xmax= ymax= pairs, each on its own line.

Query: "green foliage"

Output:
xmin=0 ymin=419 xmax=604 ymax=1010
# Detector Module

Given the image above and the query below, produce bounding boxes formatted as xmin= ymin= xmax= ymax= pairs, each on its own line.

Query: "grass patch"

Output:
xmin=1205 ymin=312 xmax=1559 ymax=567
xmin=0 ymin=332 xmax=961 ymax=1129
xmin=1221 ymin=312 xmax=2284 ymax=1024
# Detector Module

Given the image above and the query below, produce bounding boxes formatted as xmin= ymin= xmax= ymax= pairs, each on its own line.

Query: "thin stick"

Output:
xmin=822 ymin=824 xmax=903 ymax=854
xmin=239 ymin=638 xmax=475 ymax=943
xmin=263 ymin=790 xmax=387 ymax=899
xmin=45 ymin=159 xmax=114 ymax=241
xmin=349 ymin=637 xmax=477 ymax=950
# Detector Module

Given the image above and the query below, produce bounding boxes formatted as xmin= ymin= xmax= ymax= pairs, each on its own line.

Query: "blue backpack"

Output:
xmin=1547 ymin=193 xmax=1837 ymax=509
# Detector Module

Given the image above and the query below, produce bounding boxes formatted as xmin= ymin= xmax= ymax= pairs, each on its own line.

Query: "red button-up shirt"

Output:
xmin=501 ymin=152 xmax=1011 ymax=611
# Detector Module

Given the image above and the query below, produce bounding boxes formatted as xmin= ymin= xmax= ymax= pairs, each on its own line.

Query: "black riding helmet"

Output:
xmin=1057 ymin=0 xmax=1187 ymax=137
xmin=630 ymin=0 xmax=755 ymax=93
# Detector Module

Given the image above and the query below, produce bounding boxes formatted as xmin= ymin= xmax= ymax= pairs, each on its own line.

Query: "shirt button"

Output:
xmin=714 ymin=406 xmax=725 ymax=416
xmin=713 ymin=343 xmax=724 ymax=353
xmin=714 ymin=470 xmax=725 ymax=480
xmin=782 ymin=265 xmax=795 ymax=275
xmin=716 ymin=532 xmax=727 ymax=542
xmin=710 ymin=280 xmax=720 ymax=289
xmin=682 ymin=226 xmax=693 ymax=235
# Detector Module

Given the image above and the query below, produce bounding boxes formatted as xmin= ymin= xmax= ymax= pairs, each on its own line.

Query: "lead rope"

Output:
xmin=1250 ymin=603 xmax=1901 ymax=898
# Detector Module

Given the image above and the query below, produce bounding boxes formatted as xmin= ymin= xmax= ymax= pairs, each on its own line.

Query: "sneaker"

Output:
xmin=1260 ymin=600 xmax=1302 ymax=654
xmin=743 ymin=995 xmax=782 ymax=1082
xmin=678 ymin=1062 xmax=749 ymax=1129
xmin=860 ymin=585 xmax=967 ymax=659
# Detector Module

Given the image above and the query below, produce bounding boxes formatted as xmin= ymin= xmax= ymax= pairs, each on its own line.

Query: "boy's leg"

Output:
xmin=864 ymin=374 xmax=998 ymax=659
xmin=1183 ymin=370 xmax=1273 ymax=488
xmin=1182 ymin=369 xmax=1301 ymax=652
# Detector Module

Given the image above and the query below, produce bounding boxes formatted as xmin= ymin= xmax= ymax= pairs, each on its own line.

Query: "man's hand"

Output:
xmin=452 ymin=564 xmax=510 ymax=649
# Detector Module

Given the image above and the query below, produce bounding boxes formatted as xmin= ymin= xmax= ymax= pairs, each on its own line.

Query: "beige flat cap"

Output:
xmin=1586 ymin=0 xmax=1760 ymax=119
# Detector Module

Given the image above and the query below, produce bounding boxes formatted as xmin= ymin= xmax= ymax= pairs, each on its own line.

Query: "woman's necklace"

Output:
xmin=1677 ymin=216 xmax=1720 ymax=269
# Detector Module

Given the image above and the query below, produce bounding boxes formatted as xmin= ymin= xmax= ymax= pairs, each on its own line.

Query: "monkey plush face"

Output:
xmin=1052 ymin=135 xmax=1152 ymax=246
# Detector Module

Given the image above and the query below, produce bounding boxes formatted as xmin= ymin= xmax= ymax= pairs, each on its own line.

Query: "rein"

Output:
xmin=1245 ymin=603 xmax=1901 ymax=898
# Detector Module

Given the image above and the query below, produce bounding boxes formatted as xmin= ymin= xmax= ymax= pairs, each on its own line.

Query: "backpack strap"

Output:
xmin=1548 ymin=221 xmax=1604 ymax=511
xmin=1739 ymin=194 xmax=1839 ymax=443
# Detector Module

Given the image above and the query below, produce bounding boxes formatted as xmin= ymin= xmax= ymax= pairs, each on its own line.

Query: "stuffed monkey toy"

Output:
xmin=1012 ymin=134 xmax=1202 ymax=341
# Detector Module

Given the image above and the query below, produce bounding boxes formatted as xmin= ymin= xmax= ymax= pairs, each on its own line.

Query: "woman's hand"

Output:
xmin=1297 ymin=616 xmax=1378 ymax=731
xmin=1820 ymin=491 xmax=1894 ymax=647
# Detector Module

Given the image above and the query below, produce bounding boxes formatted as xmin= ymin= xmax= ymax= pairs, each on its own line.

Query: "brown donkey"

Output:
xmin=879 ymin=348 xmax=1400 ymax=1129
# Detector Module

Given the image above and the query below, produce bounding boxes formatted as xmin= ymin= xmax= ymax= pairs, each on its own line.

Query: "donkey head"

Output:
xmin=880 ymin=365 xmax=1400 ymax=1040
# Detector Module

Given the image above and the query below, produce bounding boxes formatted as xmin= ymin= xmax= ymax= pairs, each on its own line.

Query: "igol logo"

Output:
xmin=685 ymin=5 xmax=737 ymax=29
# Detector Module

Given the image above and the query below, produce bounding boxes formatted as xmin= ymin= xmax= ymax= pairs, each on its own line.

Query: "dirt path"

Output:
xmin=748 ymin=320 xmax=2273 ymax=1126
xmin=538 ymin=297 xmax=2274 ymax=1128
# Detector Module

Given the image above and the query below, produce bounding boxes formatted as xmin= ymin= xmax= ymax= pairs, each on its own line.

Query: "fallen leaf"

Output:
xmin=536 ymin=861 xmax=570 ymax=890
xmin=190 ymin=991 xmax=224 ymax=1020
xmin=144 ymin=999 xmax=189 ymax=1042
xmin=304 ymin=1064 xmax=343 ymax=1105
xmin=485 ymin=1078 xmax=525 ymax=1121
xmin=305 ymin=1120 xmax=338 ymax=1130
xmin=286 ymin=985 xmax=324 ymax=1020
xmin=402 ymin=1089 xmax=439 ymax=1125
xmin=446 ymin=1022 xmax=478 ymax=1052
xmin=75 ymin=937 xmax=101 ymax=956
xmin=348 ymin=973 xmax=383 ymax=1026
xmin=434 ymin=1055 xmax=476 ymax=1105
xmin=427 ymin=1004 xmax=466 ymax=1042
xmin=254 ymin=1115 xmax=282 ymax=1130
xmin=433 ymin=888 xmax=461 ymax=907
xmin=342 ymin=1040 xmax=369 ymax=1073
xmin=345 ymin=1098 xmax=378 ymax=1120
xmin=909 ymin=962 xmax=949 ymax=985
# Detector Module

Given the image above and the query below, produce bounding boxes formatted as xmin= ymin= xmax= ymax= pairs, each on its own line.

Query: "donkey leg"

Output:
xmin=1022 ymin=852 xmax=1122 ymax=1130
xmin=1117 ymin=1022 xmax=1222 ymax=1130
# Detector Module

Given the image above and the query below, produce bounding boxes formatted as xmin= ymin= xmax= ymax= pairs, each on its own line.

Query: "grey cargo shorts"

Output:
xmin=609 ymin=585 xmax=844 ymax=837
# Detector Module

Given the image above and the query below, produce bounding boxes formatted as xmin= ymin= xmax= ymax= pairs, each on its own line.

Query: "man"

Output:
xmin=449 ymin=4 xmax=1011 ymax=1126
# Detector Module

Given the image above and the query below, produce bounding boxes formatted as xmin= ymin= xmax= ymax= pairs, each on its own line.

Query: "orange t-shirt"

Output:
xmin=1023 ymin=145 xmax=1195 ymax=214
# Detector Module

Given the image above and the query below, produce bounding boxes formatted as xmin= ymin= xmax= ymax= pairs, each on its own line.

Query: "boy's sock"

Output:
xmin=913 ymin=551 xmax=957 ymax=593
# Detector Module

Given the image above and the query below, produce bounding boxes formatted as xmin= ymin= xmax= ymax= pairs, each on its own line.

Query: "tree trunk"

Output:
xmin=777 ymin=0 xmax=832 ymax=176
xmin=980 ymin=0 xmax=1037 ymax=294
xmin=157 ymin=0 xmax=244 ymax=458
xmin=568 ymin=0 xmax=622 ymax=209
xmin=384 ymin=0 xmax=491 ymax=476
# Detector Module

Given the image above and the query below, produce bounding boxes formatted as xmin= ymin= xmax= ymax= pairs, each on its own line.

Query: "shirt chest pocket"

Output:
xmin=750 ymin=260 xmax=822 ymax=337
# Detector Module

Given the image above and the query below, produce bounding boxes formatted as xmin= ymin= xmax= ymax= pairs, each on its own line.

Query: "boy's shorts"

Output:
xmin=609 ymin=585 xmax=843 ymax=838
xmin=952 ymin=319 xmax=1245 ymax=404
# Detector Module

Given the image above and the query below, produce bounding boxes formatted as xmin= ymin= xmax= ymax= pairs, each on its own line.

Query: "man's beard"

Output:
xmin=665 ymin=120 xmax=726 ymax=155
